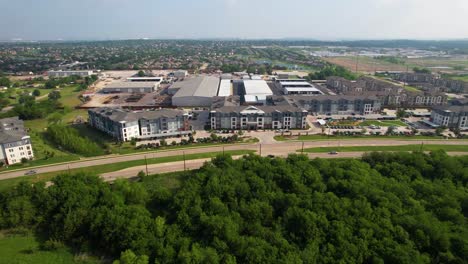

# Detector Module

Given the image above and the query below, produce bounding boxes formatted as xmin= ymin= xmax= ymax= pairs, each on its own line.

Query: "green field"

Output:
xmin=0 ymin=231 xmax=100 ymax=264
xmin=0 ymin=150 xmax=254 ymax=191
xmin=359 ymin=120 xmax=407 ymax=127
xmin=301 ymin=144 xmax=468 ymax=153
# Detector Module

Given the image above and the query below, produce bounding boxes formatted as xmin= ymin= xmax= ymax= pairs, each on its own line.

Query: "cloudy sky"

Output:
xmin=1 ymin=0 xmax=467 ymax=40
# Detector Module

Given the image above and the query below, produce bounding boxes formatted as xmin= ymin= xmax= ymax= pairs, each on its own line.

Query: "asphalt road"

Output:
xmin=0 ymin=139 xmax=466 ymax=181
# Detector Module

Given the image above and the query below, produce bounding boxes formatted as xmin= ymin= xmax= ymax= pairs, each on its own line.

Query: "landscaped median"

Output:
xmin=300 ymin=144 xmax=468 ymax=153
xmin=0 ymin=150 xmax=254 ymax=191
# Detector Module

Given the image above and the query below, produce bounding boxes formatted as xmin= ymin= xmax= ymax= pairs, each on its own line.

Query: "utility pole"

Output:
xmin=145 ymin=155 xmax=149 ymax=176
xmin=355 ymin=54 xmax=359 ymax=73
xmin=183 ymin=151 xmax=186 ymax=171
xmin=301 ymin=141 xmax=304 ymax=153
xmin=259 ymin=144 xmax=262 ymax=156
xmin=222 ymin=146 xmax=225 ymax=156
xmin=420 ymin=141 xmax=424 ymax=152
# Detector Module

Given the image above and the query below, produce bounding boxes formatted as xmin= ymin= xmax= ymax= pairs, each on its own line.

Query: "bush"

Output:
xmin=41 ymin=239 xmax=65 ymax=251
xmin=47 ymin=124 xmax=104 ymax=156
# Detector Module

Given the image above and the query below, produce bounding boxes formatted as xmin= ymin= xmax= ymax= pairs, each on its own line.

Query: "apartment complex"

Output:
xmin=210 ymin=105 xmax=307 ymax=130
xmin=326 ymin=76 xmax=447 ymax=107
xmin=393 ymin=73 xmax=468 ymax=93
xmin=0 ymin=117 xmax=34 ymax=165
xmin=88 ymin=108 xmax=190 ymax=142
xmin=431 ymin=100 xmax=468 ymax=129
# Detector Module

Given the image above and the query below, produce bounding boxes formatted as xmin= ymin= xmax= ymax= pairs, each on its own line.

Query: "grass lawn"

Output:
xmin=403 ymin=85 xmax=420 ymax=92
xmin=0 ymin=150 xmax=254 ymax=192
xmin=301 ymin=144 xmax=468 ymax=153
xmin=274 ymin=134 xmax=447 ymax=141
xmin=142 ymin=171 xmax=188 ymax=191
xmin=360 ymin=120 xmax=407 ymax=127
xmin=0 ymin=230 xmax=100 ymax=264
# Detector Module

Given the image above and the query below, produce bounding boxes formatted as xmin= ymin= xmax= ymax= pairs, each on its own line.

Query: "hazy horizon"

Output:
xmin=1 ymin=0 xmax=468 ymax=41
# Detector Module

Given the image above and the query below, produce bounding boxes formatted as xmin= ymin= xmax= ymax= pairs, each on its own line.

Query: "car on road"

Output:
xmin=267 ymin=155 xmax=275 ymax=158
xmin=328 ymin=151 xmax=338 ymax=155
xmin=24 ymin=170 xmax=37 ymax=176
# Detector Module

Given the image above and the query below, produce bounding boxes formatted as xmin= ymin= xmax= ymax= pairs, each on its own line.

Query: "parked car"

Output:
xmin=24 ymin=170 xmax=37 ymax=176
xmin=328 ymin=151 xmax=338 ymax=155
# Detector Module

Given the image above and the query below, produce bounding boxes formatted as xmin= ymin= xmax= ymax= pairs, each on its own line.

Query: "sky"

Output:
xmin=1 ymin=0 xmax=468 ymax=41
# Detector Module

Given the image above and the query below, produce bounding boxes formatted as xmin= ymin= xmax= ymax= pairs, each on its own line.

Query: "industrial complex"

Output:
xmin=77 ymin=69 xmax=468 ymax=141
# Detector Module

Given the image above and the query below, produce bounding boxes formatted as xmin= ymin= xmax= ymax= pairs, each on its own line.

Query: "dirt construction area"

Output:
xmin=324 ymin=57 xmax=407 ymax=73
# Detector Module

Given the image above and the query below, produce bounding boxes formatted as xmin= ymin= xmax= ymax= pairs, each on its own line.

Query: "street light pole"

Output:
xmin=145 ymin=155 xmax=149 ymax=176
xmin=183 ymin=151 xmax=186 ymax=171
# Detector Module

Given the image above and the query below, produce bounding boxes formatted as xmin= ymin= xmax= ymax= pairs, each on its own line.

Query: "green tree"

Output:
xmin=48 ymin=91 xmax=61 ymax=101
xmin=113 ymin=249 xmax=149 ymax=264
xmin=32 ymin=89 xmax=41 ymax=97
xmin=137 ymin=70 xmax=145 ymax=77
xmin=0 ymin=77 xmax=11 ymax=87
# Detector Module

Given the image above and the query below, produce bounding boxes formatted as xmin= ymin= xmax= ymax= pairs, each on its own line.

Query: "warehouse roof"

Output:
xmin=243 ymin=80 xmax=273 ymax=96
xmin=218 ymin=79 xmax=232 ymax=97
xmin=103 ymin=82 xmax=157 ymax=89
xmin=172 ymin=76 xmax=220 ymax=98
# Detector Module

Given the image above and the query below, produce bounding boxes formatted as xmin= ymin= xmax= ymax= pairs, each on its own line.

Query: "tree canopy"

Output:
xmin=0 ymin=151 xmax=466 ymax=263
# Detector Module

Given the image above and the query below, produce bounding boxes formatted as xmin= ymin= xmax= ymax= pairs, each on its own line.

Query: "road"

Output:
xmin=0 ymin=139 xmax=467 ymax=181
xmin=100 ymin=151 xmax=468 ymax=181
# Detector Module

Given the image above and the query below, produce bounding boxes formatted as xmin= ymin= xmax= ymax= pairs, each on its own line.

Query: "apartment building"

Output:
xmin=210 ymin=105 xmax=308 ymax=130
xmin=431 ymin=100 xmax=468 ymax=129
xmin=270 ymin=95 xmax=381 ymax=115
xmin=0 ymin=117 xmax=34 ymax=165
xmin=88 ymin=108 xmax=190 ymax=142
xmin=326 ymin=76 xmax=447 ymax=107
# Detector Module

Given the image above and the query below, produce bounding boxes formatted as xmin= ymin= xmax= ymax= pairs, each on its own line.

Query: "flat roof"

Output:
xmin=173 ymin=76 xmax=220 ymax=98
xmin=280 ymin=81 xmax=313 ymax=87
xmin=103 ymin=82 xmax=156 ymax=89
xmin=127 ymin=77 xmax=162 ymax=81
xmin=243 ymin=80 xmax=273 ymax=96
xmin=284 ymin=87 xmax=322 ymax=92
xmin=217 ymin=79 xmax=232 ymax=97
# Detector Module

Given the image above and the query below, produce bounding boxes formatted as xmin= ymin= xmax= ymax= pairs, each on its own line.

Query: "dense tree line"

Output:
xmin=307 ymin=65 xmax=357 ymax=80
xmin=46 ymin=124 xmax=104 ymax=156
xmin=12 ymin=94 xmax=62 ymax=120
xmin=0 ymin=151 xmax=467 ymax=263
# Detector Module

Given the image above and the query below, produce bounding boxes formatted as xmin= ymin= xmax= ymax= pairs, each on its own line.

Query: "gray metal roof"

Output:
xmin=103 ymin=82 xmax=157 ymax=89
xmin=0 ymin=117 xmax=28 ymax=144
xmin=172 ymin=76 xmax=220 ymax=98
xmin=89 ymin=108 xmax=186 ymax=123
xmin=212 ymin=105 xmax=306 ymax=114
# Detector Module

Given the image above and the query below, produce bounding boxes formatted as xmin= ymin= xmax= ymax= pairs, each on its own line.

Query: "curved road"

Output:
xmin=0 ymin=139 xmax=467 ymax=181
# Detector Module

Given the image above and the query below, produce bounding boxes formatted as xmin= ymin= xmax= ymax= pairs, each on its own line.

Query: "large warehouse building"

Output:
xmin=171 ymin=76 xmax=220 ymax=107
xmin=243 ymin=80 xmax=273 ymax=104
xmin=48 ymin=70 xmax=94 ymax=78
xmin=101 ymin=82 xmax=158 ymax=94
xmin=217 ymin=79 xmax=233 ymax=97
xmin=277 ymin=80 xmax=324 ymax=95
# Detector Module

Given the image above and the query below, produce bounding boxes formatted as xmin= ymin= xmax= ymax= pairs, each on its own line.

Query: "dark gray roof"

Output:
xmin=0 ymin=117 xmax=28 ymax=144
xmin=89 ymin=108 xmax=186 ymax=122
xmin=212 ymin=104 xmax=306 ymax=114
